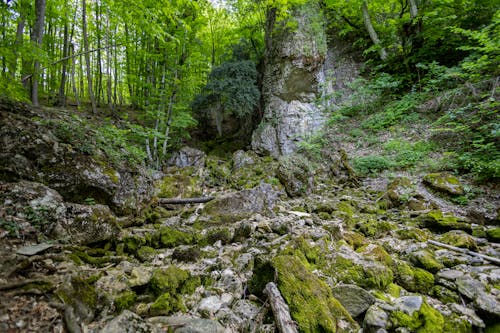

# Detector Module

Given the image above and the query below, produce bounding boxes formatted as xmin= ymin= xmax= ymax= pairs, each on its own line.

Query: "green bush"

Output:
xmin=352 ymin=155 xmax=392 ymax=175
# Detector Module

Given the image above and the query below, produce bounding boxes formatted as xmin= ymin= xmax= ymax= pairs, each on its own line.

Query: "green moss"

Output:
xmin=331 ymin=255 xmax=393 ymax=290
xmin=411 ymin=250 xmax=444 ymax=273
xmin=393 ymin=261 xmax=435 ymax=293
xmin=423 ymin=173 xmax=464 ymax=196
xmin=357 ymin=219 xmax=395 ymax=237
xmin=205 ymin=227 xmax=232 ymax=245
xmin=442 ymin=313 xmax=472 ymax=333
xmin=248 ymin=257 xmax=275 ymax=297
xmin=159 ymin=227 xmax=196 ymax=248
xmin=486 ymin=227 xmax=500 ymax=242
xmin=157 ymin=174 xmax=202 ymax=198
xmin=343 ymin=231 xmax=367 ymax=249
xmin=180 ymin=275 xmax=201 ymax=294
xmin=273 ymin=255 xmax=357 ymax=333
xmin=136 ymin=246 xmax=155 ymax=262
xmin=390 ymin=301 xmax=444 ymax=332
xmin=440 ymin=230 xmax=478 ymax=250
xmin=150 ymin=266 xmax=189 ymax=296
xmin=418 ymin=210 xmax=471 ymax=232
xmin=122 ymin=235 xmax=146 ymax=253
xmin=114 ymin=290 xmax=137 ymax=312
xmin=172 ymin=246 xmax=201 ymax=262
xmin=149 ymin=292 xmax=187 ymax=316
xmin=396 ymin=227 xmax=430 ymax=241
xmin=357 ymin=244 xmax=393 ymax=266
xmin=430 ymin=285 xmax=460 ymax=304
xmin=282 ymin=237 xmax=323 ymax=267
xmin=386 ymin=283 xmax=402 ymax=298
xmin=318 ymin=212 xmax=331 ymax=220
xmin=57 ymin=275 xmax=98 ymax=311
xmin=70 ymin=250 xmax=114 ymax=267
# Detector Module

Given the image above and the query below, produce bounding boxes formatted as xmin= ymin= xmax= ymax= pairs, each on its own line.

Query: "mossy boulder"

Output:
xmin=200 ymin=183 xmax=280 ymax=225
xmin=157 ymin=173 xmax=202 ymax=199
xmin=330 ymin=253 xmax=393 ymax=290
xmin=384 ymin=177 xmax=414 ymax=207
xmin=277 ymin=154 xmax=314 ymax=197
xmin=389 ymin=298 xmax=444 ymax=332
xmin=410 ymin=250 xmax=444 ymax=273
xmin=440 ymin=230 xmax=478 ymax=250
xmin=418 ymin=210 xmax=471 ymax=232
xmin=272 ymin=255 xmax=358 ymax=332
xmin=114 ymin=290 xmax=137 ymax=312
xmin=136 ymin=246 xmax=156 ymax=262
xmin=393 ymin=260 xmax=435 ymax=293
xmin=423 ymin=172 xmax=464 ymax=196
xmin=230 ymin=152 xmax=279 ymax=190
xmin=158 ymin=226 xmax=197 ymax=248
xmin=148 ymin=266 xmax=200 ymax=316
xmin=356 ymin=219 xmax=395 ymax=238
xmin=486 ymin=227 xmax=500 ymax=242
xmin=56 ymin=275 xmax=98 ymax=323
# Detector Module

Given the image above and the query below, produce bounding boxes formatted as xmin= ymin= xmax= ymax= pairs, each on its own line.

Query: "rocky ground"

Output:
xmin=1 ymin=103 xmax=499 ymax=333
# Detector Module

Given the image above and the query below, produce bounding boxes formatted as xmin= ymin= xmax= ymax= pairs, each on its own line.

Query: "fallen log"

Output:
xmin=264 ymin=282 xmax=298 ymax=333
xmin=157 ymin=197 xmax=214 ymax=205
xmin=428 ymin=240 xmax=500 ymax=266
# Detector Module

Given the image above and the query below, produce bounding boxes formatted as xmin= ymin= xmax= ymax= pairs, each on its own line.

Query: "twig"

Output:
xmin=264 ymin=282 xmax=298 ymax=333
xmin=157 ymin=196 xmax=214 ymax=205
xmin=428 ymin=240 xmax=500 ymax=266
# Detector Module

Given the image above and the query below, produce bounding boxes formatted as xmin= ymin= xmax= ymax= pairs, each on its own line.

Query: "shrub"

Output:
xmin=352 ymin=155 xmax=392 ymax=175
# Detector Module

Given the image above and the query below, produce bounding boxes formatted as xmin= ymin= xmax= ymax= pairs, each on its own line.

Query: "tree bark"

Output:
xmin=82 ymin=0 xmax=97 ymax=113
xmin=361 ymin=0 xmax=388 ymax=61
xmin=57 ymin=14 xmax=69 ymax=106
xmin=264 ymin=282 xmax=298 ymax=333
xmin=31 ymin=0 xmax=46 ymax=107
xmin=9 ymin=6 xmax=26 ymax=78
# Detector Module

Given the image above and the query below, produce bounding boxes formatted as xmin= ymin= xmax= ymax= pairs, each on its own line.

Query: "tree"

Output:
xmin=82 ymin=0 xmax=97 ymax=113
xmin=31 ymin=0 xmax=46 ymax=106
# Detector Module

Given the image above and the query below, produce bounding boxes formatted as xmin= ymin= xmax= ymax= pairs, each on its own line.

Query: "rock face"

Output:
xmin=251 ymin=2 xmax=327 ymax=157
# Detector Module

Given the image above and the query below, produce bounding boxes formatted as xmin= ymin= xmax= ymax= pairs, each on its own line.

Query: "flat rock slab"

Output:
xmin=16 ymin=243 xmax=54 ymax=256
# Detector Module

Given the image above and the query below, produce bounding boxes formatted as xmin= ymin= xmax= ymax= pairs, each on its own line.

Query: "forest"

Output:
xmin=0 ymin=0 xmax=499 ymax=332
xmin=0 ymin=0 xmax=498 ymax=176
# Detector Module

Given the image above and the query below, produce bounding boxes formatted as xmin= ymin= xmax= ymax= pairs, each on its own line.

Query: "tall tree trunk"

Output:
xmin=94 ymin=0 xmax=102 ymax=106
xmin=70 ymin=43 xmax=80 ymax=107
xmin=362 ymin=0 xmax=388 ymax=61
xmin=57 ymin=13 xmax=69 ymax=106
xmin=9 ymin=6 xmax=25 ymax=78
xmin=105 ymin=7 xmax=113 ymax=111
xmin=82 ymin=0 xmax=97 ymax=113
xmin=31 ymin=0 xmax=46 ymax=107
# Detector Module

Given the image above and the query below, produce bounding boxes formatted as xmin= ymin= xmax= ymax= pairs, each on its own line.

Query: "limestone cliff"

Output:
xmin=252 ymin=1 xmax=361 ymax=157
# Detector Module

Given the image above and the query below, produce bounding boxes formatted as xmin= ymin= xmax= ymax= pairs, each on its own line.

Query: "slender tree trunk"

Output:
xmin=31 ymin=0 xmax=46 ymax=107
xmin=57 ymin=16 xmax=69 ymax=106
xmin=362 ymin=0 xmax=387 ymax=61
xmin=82 ymin=0 xmax=97 ymax=113
xmin=94 ymin=0 xmax=102 ymax=106
xmin=409 ymin=0 xmax=418 ymax=19
xmin=106 ymin=9 xmax=113 ymax=111
xmin=9 ymin=10 xmax=25 ymax=78
xmin=70 ymin=44 xmax=80 ymax=107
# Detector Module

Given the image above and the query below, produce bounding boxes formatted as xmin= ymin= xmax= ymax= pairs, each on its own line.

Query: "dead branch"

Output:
xmin=264 ymin=282 xmax=298 ymax=333
xmin=157 ymin=196 xmax=214 ymax=205
xmin=428 ymin=240 xmax=500 ymax=266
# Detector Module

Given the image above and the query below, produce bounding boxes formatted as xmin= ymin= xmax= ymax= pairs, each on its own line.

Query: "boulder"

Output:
xmin=276 ymin=154 xmax=314 ymax=197
xmin=168 ymin=146 xmax=206 ymax=168
xmin=147 ymin=315 xmax=226 ymax=333
xmin=201 ymin=183 xmax=280 ymax=224
xmin=63 ymin=203 xmax=119 ymax=245
xmin=423 ymin=172 xmax=464 ymax=196
xmin=100 ymin=310 xmax=159 ymax=333
xmin=331 ymin=284 xmax=376 ymax=317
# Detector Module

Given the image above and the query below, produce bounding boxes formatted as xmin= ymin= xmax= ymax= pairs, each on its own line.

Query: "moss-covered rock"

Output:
xmin=486 ymin=227 xmax=500 ymax=242
xmin=440 ymin=230 xmax=478 ymax=250
xmin=157 ymin=173 xmax=202 ymax=199
xmin=396 ymin=227 xmax=431 ymax=242
xmin=330 ymin=254 xmax=393 ymax=290
xmin=158 ymin=226 xmax=197 ymax=248
xmin=430 ymin=285 xmax=460 ymax=304
xmin=205 ymin=227 xmax=232 ymax=245
xmin=172 ymin=246 xmax=201 ymax=263
xmin=136 ymin=246 xmax=155 ymax=262
xmin=356 ymin=219 xmax=395 ymax=238
xmin=276 ymin=154 xmax=314 ymax=197
xmin=149 ymin=292 xmax=187 ymax=316
xmin=150 ymin=266 xmax=190 ymax=296
xmin=56 ymin=275 xmax=98 ymax=323
xmin=342 ymin=231 xmax=367 ymax=249
xmin=410 ymin=250 xmax=444 ymax=273
xmin=389 ymin=299 xmax=444 ymax=332
xmin=393 ymin=260 xmax=435 ymax=294
xmin=384 ymin=177 xmax=414 ymax=207
xmin=423 ymin=172 xmax=464 ymax=196
xmin=114 ymin=290 xmax=137 ymax=312
xmin=418 ymin=210 xmax=471 ymax=232
xmin=273 ymin=255 xmax=358 ymax=332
